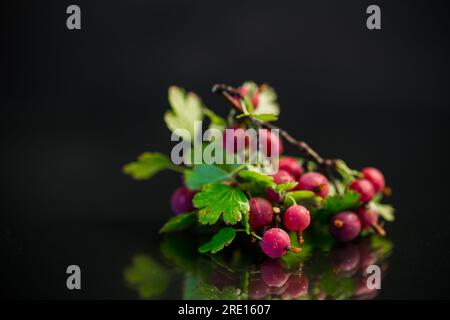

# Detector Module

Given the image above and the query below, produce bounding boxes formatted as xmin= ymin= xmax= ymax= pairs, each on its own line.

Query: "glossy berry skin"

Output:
xmin=273 ymin=170 xmax=296 ymax=185
xmin=330 ymin=244 xmax=360 ymax=273
xmin=170 ymin=187 xmax=196 ymax=214
xmin=283 ymin=205 xmax=311 ymax=232
xmin=362 ymin=167 xmax=385 ymax=193
xmin=248 ymin=277 xmax=270 ymax=299
xmin=350 ymin=179 xmax=375 ymax=203
xmin=357 ymin=207 xmax=378 ymax=230
xmin=249 ymin=197 xmax=273 ymax=230
xmin=260 ymin=259 xmax=290 ymax=287
xmin=266 ymin=188 xmax=282 ymax=203
xmin=258 ymin=129 xmax=283 ymax=157
xmin=222 ymin=126 xmax=248 ymax=153
xmin=260 ymin=228 xmax=291 ymax=258
xmin=330 ymin=211 xmax=361 ymax=242
xmin=279 ymin=157 xmax=303 ymax=178
xmin=297 ymin=172 xmax=329 ymax=198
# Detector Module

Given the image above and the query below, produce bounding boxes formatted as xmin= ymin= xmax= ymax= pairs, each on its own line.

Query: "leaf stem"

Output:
xmin=251 ymin=232 xmax=262 ymax=241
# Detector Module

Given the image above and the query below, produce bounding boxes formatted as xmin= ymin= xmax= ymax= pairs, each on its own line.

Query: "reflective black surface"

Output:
xmin=1 ymin=0 xmax=450 ymax=299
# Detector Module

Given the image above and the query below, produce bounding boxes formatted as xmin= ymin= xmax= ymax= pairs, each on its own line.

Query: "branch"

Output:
xmin=212 ymin=83 xmax=338 ymax=171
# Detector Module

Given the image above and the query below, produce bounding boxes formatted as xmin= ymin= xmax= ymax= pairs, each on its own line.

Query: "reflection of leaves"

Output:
xmin=124 ymin=255 xmax=169 ymax=299
xmin=319 ymin=272 xmax=356 ymax=300
xmin=160 ymin=233 xmax=199 ymax=271
xmin=371 ymin=235 xmax=394 ymax=256
xmin=194 ymin=183 xmax=249 ymax=225
xmin=159 ymin=212 xmax=197 ymax=233
xmin=199 ymin=227 xmax=237 ymax=254
xmin=183 ymin=274 xmax=242 ymax=300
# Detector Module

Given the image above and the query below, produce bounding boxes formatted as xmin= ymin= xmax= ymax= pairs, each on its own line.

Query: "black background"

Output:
xmin=1 ymin=0 xmax=450 ymax=299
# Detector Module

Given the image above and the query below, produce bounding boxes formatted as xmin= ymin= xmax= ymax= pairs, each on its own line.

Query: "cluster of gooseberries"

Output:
xmin=125 ymin=82 xmax=393 ymax=260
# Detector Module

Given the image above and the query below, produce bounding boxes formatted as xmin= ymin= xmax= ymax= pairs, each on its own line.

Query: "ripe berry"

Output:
xmin=357 ymin=207 xmax=378 ymax=230
xmin=249 ymin=197 xmax=273 ymax=230
xmin=260 ymin=259 xmax=290 ymax=287
xmin=362 ymin=167 xmax=385 ymax=193
xmin=297 ymin=172 xmax=329 ymax=197
xmin=350 ymin=179 xmax=375 ymax=203
xmin=329 ymin=211 xmax=361 ymax=242
xmin=283 ymin=205 xmax=311 ymax=232
xmin=222 ymin=126 xmax=248 ymax=153
xmin=260 ymin=228 xmax=291 ymax=258
xmin=266 ymin=170 xmax=296 ymax=202
xmin=279 ymin=157 xmax=303 ymax=178
xmin=170 ymin=187 xmax=196 ymax=214
xmin=258 ymin=129 xmax=283 ymax=157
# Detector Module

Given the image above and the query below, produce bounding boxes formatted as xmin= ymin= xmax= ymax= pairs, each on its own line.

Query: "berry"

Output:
xmin=170 ymin=187 xmax=195 ymax=214
xmin=272 ymin=170 xmax=296 ymax=185
xmin=266 ymin=170 xmax=296 ymax=202
xmin=249 ymin=197 xmax=273 ymax=230
xmin=358 ymin=241 xmax=377 ymax=269
xmin=282 ymin=274 xmax=309 ymax=299
xmin=350 ymin=179 xmax=375 ymax=203
xmin=357 ymin=207 xmax=378 ymax=230
xmin=239 ymin=86 xmax=260 ymax=109
xmin=362 ymin=167 xmax=385 ymax=193
xmin=258 ymin=129 xmax=283 ymax=157
xmin=283 ymin=205 xmax=311 ymax=232
xmin=297 ymin=172 xmax=329 ymax=197
xmin=279 ymin=157 xmax=303 ymax=178
xmin=260 ymin=228 xmax=291 ymax=258
xmin=330 ymin=211 xmax=361 ymax=242
xmin=260 ymin=259 xmax=290 ymax=287
xmin=222 ymin=126 xmax=248 ymax=153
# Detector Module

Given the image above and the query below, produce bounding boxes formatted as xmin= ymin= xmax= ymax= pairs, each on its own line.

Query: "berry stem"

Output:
xmin=372 ymin=223 xmax=386 ymax=237
xmin=251 ymin=232 xmax=263 ymax=241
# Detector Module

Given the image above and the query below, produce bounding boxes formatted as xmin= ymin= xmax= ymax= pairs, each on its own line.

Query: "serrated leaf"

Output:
xmin=185 ymin=164 xmax=232 ymax=190
xmin=335 ymin=160 xmax=361 ymax=184
xmin=193 ymin=183 xmax=249 ymax=225
xmin=322 ymin=191 xmax=360 ymax=213
xmin=241 ymin=211 xmax=250 ymax=235
xmin=238 ymin=170 xmax=275 ymax=189
xmin=159 ymin=212 xmax=197 ymax=233
xmin=203 ymin=108 xmax=227 ymax=131
xmin=249 ymin=83 xmax=280 ymax=116
xmin=284 ymin=190 xmax=323 ymax=210
xmin=369 ymin=201 xmax=395 ymax=222
xmin=123 ymin=152 xmax=174 ymax=180
xmin=164 ymin=86 xmax=203 ymax=141
xmin=250 ymin=113 xmax=278 ymax=122
xmin=198 ymin=227 xmax=237 ymax=254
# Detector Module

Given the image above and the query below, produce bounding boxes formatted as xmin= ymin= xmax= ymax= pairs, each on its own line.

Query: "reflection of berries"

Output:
xmin=350 ymin=179 xmax=375 ymax=203
xmin=297 ymin=172 xmax=329 ymax=197
xmin=357 ymin=207 xmax=378 ymax=230
xmin=170 ymin=187 xmax=195 ymax=214
xmin=260 ymin=259 xmax=290 ymax=287
xmin=330 ymin=211 xmax=361 ymax=242
xmin=330 ymin=244 xmax=360 ymax=273
xmin=362 ymin=167 xmax=385 ymax=193
xmin=358 ymin=242 xmax=378 ymax=270
xmin=282 ymin=274 xmax=309 ymax=299
xmin=249 ymin=197 xmax=273 ymax=230
xmin=248 ymin=277 xmax=270 ymax=299
xmin=284 ymin=205 xmax=311 ymax=232
xmin=279 ymin=157 xmax=303 ymax=178
xmin=260 ymin=228 xmax=291 ymax=258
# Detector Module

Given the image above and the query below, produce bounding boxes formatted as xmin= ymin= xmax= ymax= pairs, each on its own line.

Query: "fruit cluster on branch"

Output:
xmin=124 ymin=82 xmax=395 ymax=259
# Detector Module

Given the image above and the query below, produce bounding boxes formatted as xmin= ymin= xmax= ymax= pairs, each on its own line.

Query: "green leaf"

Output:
xmin=241 ymin=211 xmax=250 ymax=235
xmin=124 ymin=255 xmax=170 ymax=299
xmin=198 ymin=227 xmax=237 ymax=254
xmin=335 ymin=160 xmax=361 ymax=183
xmin=369 ymin=201 xmax=395 ymax=222
xmin=123 ymin=152 xmax=175 ymax=180
xmin=164 ymin=86 xmax=203 ymax=141
xmin=185 ymin=164 xmax=232 ymax=190
xmin=203 ymin=108 xmax=227 ymax=131
xmin=284 ymin=190 xmax=323 ymax=210
xmin=250 ymin=113 xmax=278 ymax=122
xmin=193 ymin=183 xmax=250 ymax=225
xmin=322 ymin=191 xmax=360 ymax=213
xmin=274 ymin=181 xmax=298 ymax=192
xmin=159 ymin=212 xmax=197 ymax=233
xmin=238 ymin=170 xmax=275 ymax=189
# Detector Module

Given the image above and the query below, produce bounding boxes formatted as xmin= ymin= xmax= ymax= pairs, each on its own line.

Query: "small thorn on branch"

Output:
xmin=372 ymin=223 xmax=386 ymax=236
